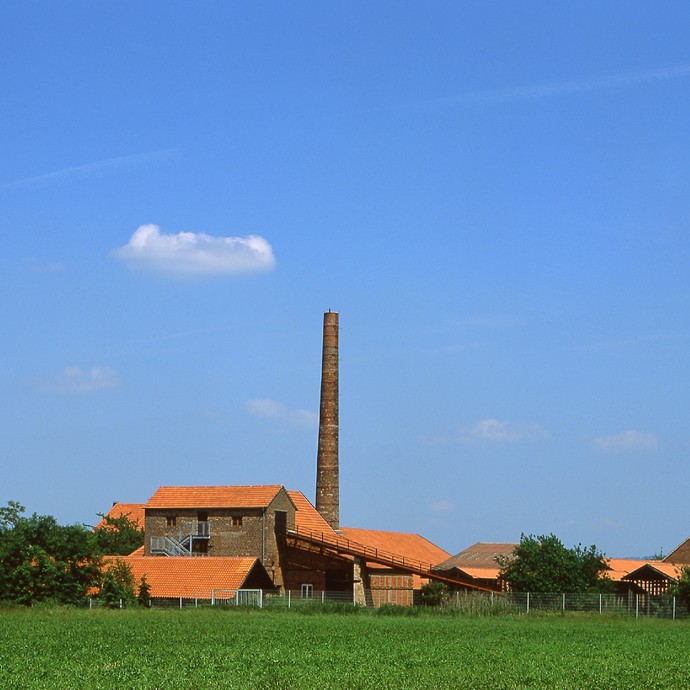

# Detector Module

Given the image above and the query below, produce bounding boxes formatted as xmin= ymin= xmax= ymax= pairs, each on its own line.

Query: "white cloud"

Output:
xmin=458 ymin=418 xmax=549 ymax=444
xmin=245 ymin=398 xmax=317 ymax=427
xmin=591 ymin=430 xmax=659 ymax=453
xmin=39 ymin=366 xmax=121 ymax=394
xmin=112 ymin=224 xmax=276 ymax=276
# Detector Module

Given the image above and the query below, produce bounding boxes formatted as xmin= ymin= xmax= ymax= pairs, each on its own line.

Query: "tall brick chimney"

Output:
xmin=315 ymin=310 xmax=339 ymax=531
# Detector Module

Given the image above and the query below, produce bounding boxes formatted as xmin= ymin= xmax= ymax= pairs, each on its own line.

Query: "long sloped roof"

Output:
xmin=339 ymin=527 xmax=450 ymax=566
xmin=113 ymin=556 xmax=266 ymax=598
xmin=287 ymin=491 xmax=338 ymax=537
xmin=146 ymin=485 xmax=286 ymax=509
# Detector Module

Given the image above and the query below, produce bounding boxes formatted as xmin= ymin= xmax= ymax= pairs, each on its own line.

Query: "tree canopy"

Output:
xmin=0 ymin=502 xmax=102 ymax=605
xmin=498 ymin=533 xmax=611 ymax=593
xmin=93 ymin=512 xmax=144 ymax=556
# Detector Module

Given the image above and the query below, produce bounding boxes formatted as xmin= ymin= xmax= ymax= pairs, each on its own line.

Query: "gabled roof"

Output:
xmin=339 ymin=527 xmax=450 ymax=567
xmin=146 ymin=485 xmax=287 ymax=509
xmin=96 ymin=503 xmax=145 ymax=529
xmin=434 ymin=542 xmax=517 ymax=571
xmin=287 ymin=491 xmax=337 ymax=537
xmin=605 ymin=558 xmax=650 ymax=582
xmin=113 ymin=556 xmax=273 ymax=598
xmin=622 ymin=562 xmax=680 ymax=582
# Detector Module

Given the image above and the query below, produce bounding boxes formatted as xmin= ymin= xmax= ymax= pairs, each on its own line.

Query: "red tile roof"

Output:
xmin=288 ymin=491 xmax=338 ymax=537
xmin=339 ymin=527 xmax=450 ymax=567
xmin=605 ymin=558 xmax=650 ymax=582
xmin=95 ymin=503 xmax=146 ymax=529
xmin=619 ymin=561 xmax=680 ymax=582
xmin=113 ymin=556 xmax=262 ymax=598
xmin=146 ymin=485 xmax=286 ymax=509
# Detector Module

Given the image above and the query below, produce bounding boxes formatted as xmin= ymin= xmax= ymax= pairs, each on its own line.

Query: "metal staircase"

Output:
xmin=150 ymin=521 xmax=210 ymax=556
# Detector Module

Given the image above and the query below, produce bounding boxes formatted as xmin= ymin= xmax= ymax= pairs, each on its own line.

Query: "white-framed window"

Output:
xmin=301 ymin=583 xmax=313 ymax=599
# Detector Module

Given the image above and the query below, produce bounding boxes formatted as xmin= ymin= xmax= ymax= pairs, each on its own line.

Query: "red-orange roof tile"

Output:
xmin=95 ymin=503 xmax=146 ymax=529
xmin=620 ymin=561 xmax=681 ymax=581
xmin=112 ymin=556 xmax=261 ymax=598
xmin=339 ymin=527 xmax=450 ymax=567
xmin=146 ymin=485 xmax=285 ymax=509
xmin=287 ymin=491 xmax=338 ymax=537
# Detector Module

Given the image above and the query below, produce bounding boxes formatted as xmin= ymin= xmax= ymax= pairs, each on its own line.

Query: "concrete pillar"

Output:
xmin=315 ymin=310 xmax=339 ymax=530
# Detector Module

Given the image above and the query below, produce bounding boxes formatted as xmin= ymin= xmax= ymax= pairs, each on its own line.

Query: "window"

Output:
xmin=166 ymin=516 xmax=176 ymax=527
xmin=301 ymin=584 xmax=313 ymax=599
xmin=231 ymin=516 xmax=243 ymax=528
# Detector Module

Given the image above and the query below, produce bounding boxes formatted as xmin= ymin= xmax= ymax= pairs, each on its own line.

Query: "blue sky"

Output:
xmin=2 ymin=2 xmax=689 ymax=558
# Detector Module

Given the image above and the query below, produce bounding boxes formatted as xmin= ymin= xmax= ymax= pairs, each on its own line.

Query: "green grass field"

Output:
xmin=1 ymin=606 xmax=688 ymax=689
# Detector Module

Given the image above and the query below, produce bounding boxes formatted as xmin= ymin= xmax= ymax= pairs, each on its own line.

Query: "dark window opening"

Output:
xmin=166 ymin=516 xmax=176 ymax=527
xmin=231 ymin=515 xmax=243 ymax=527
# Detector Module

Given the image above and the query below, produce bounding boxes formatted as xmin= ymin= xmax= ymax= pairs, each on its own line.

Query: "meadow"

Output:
xmin=0 ymin=606 xmax=688 ymax=689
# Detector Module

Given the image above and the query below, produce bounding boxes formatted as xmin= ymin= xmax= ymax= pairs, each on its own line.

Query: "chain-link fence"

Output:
xmin=446 ymin=590 xmax=690 ymax=620
xmin=82 ymin=588 xmax=690 ymax=619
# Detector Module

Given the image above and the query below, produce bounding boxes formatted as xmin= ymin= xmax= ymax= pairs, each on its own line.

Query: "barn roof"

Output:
xmin=287 ymin=491 xmax=337 ymax=537
xmin=621 ymin=562 xmax=680 ymax=582
xmin=113 ymin=556 xmax=274 ymax=598
xmin=95 ymin=502 xmax=145 ymax=529
xmin=605 ymin=558 xmax=651 ymax=582
xmin=339 ymin=527 xmax=450 ymax=567
xmin=146 ymin=485 xmax=288 ymax=509
xmin=434 ymin=542 xmax=517 ymax=571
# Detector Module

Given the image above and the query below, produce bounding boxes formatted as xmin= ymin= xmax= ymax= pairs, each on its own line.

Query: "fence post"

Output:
xmin=599 ymin=593 xmax=602 ymax=615
xmin=211 ymin=590 xmax=215 ymax=606
xmin=288 ymin=590 xmax=291 ymax=609
xmin=673 ymin=596 xmax=676 ymax=621
xmin=635 ymin=595 xmax=639 ymax=619
xmin=562 ymin=593 xmax=565 ymax=612
xmin=89 ymin=598 xmax=92 ymax=610
xmin=119 ymin=598 xmax=122 ymax=609
xmin=179 ymin=596 xmax=183 ymax=610
xmin=526 ymin=592 xmax=530 ymax=614
xmin=322 ymin=591 xmax=325 ymax=604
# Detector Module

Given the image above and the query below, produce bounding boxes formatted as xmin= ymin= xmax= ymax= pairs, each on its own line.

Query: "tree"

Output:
xmin=669 ymin=565 xmax=690 ymax=611
xmin=0 ymin=503 xmax=102 ymax=605
xmin=99 ymin=559 xmax=136 ymax=608
xmin=93 ymin=512 xmax=144 ymax=556
xmin=420 ymin=581 xmax=448 ymax=607
xmin=137 ymin=575 xmax=152 ymax=607
xmin=498 ymin=533 xmax=611 ymax=593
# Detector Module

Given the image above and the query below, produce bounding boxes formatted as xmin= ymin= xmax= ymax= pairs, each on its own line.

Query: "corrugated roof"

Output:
xmin=113 ymin=556 xmax=260 ymax=598
xmin=435 ymin=542 xmax=517 ymax=571
xmin=96 ymin=503 xmax=145 ymax=529
xmin=288 ymin=491 xmax=337 ymax=537
xmin=339 ymin=527 xmax=450 ymax=567
xmin=146 ymin=485 xmax=285 ymax=509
